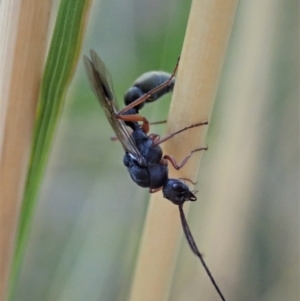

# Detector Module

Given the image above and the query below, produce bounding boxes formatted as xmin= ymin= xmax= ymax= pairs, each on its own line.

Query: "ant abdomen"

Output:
xmin=124 ymin=71 xmax=175 ymax=112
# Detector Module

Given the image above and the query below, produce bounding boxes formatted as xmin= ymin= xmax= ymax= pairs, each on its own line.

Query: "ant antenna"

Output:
xmin=178 ymin=204 xmax=227 ymax=301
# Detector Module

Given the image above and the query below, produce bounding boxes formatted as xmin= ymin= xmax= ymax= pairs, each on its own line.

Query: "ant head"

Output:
xmin=162 ymin=179 xmax=197 ymax=205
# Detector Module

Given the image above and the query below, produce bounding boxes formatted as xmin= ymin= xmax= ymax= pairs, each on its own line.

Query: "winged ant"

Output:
xmin=84 ymin=50 xmax=227 ymax=301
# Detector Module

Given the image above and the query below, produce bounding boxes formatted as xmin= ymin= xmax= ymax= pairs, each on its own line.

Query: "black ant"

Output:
xmin=84 ymin=50 xmax=227 ymax=301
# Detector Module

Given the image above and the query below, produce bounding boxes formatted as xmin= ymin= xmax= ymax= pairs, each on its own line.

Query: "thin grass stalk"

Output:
xmin=0 ymin=1 xmax=52 ymax=300
xmin=6 ymin=0 xmax=92 ymax=299
xmin=129 ymin=1 xmax=239 ymax=301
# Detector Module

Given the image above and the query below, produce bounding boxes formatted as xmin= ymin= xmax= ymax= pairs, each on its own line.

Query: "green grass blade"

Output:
xmin=9 ymin=0 xmax=92 ymax=299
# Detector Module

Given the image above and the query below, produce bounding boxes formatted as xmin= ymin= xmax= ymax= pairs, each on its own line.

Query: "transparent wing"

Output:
xmin=84 ymin=49 xmax=144 ymax=163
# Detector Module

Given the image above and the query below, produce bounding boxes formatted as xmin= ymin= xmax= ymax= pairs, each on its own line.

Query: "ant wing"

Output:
xmin=84 ymin=50 xmax=145 ymax=164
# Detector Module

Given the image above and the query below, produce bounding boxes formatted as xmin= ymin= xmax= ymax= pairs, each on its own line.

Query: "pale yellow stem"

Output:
xmin=129 ymin=1 xmax=239 ymax=301
xmin=0 ymin=1 xmax=52 ymax=299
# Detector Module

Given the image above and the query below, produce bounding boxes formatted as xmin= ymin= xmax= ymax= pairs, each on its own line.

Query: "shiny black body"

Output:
xmin=122 ymin=122 xmax=197 ymax=205
xmin=121 ymin=63 xmax=196 ymax=205
xmin=123 ymin=77 xmax=170 ymax=191
xmin=123 ymin=125 xmax=167 ymax=189
xmin=84 ymin=50 xmax=195 ymax=205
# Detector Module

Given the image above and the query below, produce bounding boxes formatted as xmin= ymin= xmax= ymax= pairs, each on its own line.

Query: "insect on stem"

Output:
xmin=84 ymin=50 xmax=227 ymax=301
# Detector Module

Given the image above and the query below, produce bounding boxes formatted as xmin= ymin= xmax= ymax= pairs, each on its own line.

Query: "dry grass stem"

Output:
xmin=0 ymin=1 xmax=52 ymax=299
xmin=129 ymin=1 xmax=239 ymax=301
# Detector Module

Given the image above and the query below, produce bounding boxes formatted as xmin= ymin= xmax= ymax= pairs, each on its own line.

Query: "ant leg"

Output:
xmin=152 ymin=121 xmax=208 ymax=147
xmin=179 ymin=178 xmax=197 ymax=185
xmin=148 ymin=133 xmax=160 ymax=142
xmin=116 ymin=58 xmax=180 ymax=116
xmin=117 ymin=114 xmax=150 ymax=133
xmin=150 ymin=120 xmax=167 ymax=125
xmin=162 ymin=147 xmax=208 ymax=170
xmin=149 ymin=187 xmax=162 ymax=193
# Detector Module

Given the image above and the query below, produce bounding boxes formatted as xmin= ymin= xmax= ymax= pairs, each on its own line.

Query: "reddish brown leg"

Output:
xmin=162 ymin=147 xmax=208 ymax=170
xmin=148 ymin=134 xmax=161 ymax=145
xmin=149 ymin=187 xmax=162 ymax=193
xmin=152 ymin=121 xmax=208 ymax=147
xmin=117 ymin=114 xmax=150 ymax=133
xmin=116 ymin=58 xmax=180 ymax=116
xmin=111 ymin=122 xmax=165 ymax=141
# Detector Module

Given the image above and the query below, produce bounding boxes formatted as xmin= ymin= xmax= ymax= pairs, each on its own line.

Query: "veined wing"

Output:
xmin=84 ymin=49 xmax=145 ymax=165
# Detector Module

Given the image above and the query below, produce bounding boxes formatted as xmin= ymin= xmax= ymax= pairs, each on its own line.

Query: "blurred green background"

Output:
xmin=13 ymin=0 xmax=299 ymax=300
